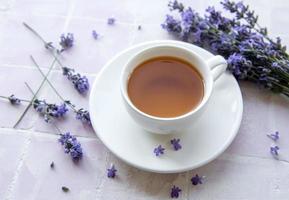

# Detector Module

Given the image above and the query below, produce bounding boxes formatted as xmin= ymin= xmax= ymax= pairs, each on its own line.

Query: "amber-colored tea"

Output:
xmin=127 ymin=56 xmax=204 ymax=118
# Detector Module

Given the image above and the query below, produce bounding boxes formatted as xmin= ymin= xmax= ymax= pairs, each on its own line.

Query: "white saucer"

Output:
xmin=89 ymin=40 xmax=243 ymax=173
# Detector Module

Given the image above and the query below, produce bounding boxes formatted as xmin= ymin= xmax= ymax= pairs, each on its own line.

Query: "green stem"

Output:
xmin=13 ymin=58 xmax=57 ymax=128
xmin=0 ymin=95 xmax=30 ymax=103
xmin=52 ymin=123 xmax=62 ymax=135
xmin=30 ymin=55 xmax=77 ymax=112
xmin=24 ymin=82 xmax=64 ymax=135
xmin=23 ymin=22 xmax=48 ymax=44
xmin=23 ymin=22 xmax=65 ymax=69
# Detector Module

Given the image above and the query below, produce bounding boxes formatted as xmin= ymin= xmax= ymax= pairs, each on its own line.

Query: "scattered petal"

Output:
xmin=267 ymin=131 xmax=279 ymax=142
xmin=59 ymin=33 xmax=74 ymax=51
xmin=270 ymin=145 xmax=279 ymax=157
xmin=107 ymin=164 xmax=117 ymax=178
xmin=154 ymin=145 xmax=165 ymax=156
xmin=170 ymin=138 xmax=182 ymax=151
xmin=191 ymin=174 xmax=205 ymax=185
xmin=107 ymin=17 xmax=116 ymax=25
xmin=92 ymin=30 xmax=99 ymax=40
xmin=171 ymin=185 xmax=182 ymax=198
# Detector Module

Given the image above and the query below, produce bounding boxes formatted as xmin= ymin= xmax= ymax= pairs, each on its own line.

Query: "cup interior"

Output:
xmin=120 ymin=44 xmax=213 ymax=120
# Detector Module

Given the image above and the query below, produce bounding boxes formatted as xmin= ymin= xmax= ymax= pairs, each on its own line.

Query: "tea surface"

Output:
xmin=128 ymin=56 xmax=204 ymax=117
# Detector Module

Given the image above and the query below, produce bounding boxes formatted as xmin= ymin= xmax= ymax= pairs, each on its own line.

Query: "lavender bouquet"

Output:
xmin=162 ymin=0 xmax=289 ymax=97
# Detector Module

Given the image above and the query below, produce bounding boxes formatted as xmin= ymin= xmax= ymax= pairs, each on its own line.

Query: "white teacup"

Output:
xmin=120 ymin=44 xmax=227 ymax=134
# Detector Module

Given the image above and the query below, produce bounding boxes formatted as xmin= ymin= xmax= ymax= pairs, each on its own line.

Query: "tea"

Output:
xmin=127 ymin=56 xmax=204 ymax=118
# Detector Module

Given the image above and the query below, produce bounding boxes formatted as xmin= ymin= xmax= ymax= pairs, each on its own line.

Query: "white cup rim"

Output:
xmin=120 ymin=44 xmax=213 ymax=121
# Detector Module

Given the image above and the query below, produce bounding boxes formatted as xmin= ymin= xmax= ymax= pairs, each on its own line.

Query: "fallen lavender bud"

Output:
xmin=59 ymin=132 xmax=83 ymax=160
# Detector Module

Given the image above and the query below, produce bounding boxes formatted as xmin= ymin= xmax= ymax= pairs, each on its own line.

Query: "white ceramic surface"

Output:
xmin=120 ymin=44 xmax=227 ymax=134
xmin=89 ymin=40 xmax=243 ymax=173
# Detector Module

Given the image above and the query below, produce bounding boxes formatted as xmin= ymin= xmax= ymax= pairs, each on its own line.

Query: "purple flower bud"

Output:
xmin=59 ymin=33 xmax=74 ymax=51
xmin=170 ymin=138 xmax=182 ymax=151
xmin=191 ymin=174 xmax=205 ymax=185
xmin=92 ymin=30 xmax=99 ymax=40
xmin=153 ymin=145 xmax=165 ymax=156
xmin=62 ymin=67 xmax=89 ymax=94
xmin=171 ymin=185 xmax=182 ymax=198
xmin=107 ymin=164 xmax=117 ymax=178
xmin=76 ymin=108 xmax=91 ymax=125
xmin=59 ymin=132 xmax=83 ymax=160
xmin=107 ymin=17 xmax=116 ymax=25
xmin=8 ymin=94 xmax=21 ymax=105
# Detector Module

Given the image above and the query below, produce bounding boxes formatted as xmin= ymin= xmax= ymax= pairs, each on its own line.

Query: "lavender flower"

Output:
xmin=53 ymin=103 xmax=68 ymax=117
xmin=92 ymin=30 xmax=99 ymax=40
xmin=107 ymin=164 xmax=117 ymax=178
xmin=76 ymin=108 xmax=91 ymax=125
xmin=270 ymin=145 xmax=279 ymax=157
xmin=8 ymin=94 xmax=21 ymax=105
xmin=59 ymin=132 xmax=83 ymax=160
xmin=267 ymin=131 xmax=280 ymax=142
xmin=163 ymin=0 xmax=289 ymax=97
xmin=62 ymin=67 xmax=89 ymax=94
xmin=191 ymin=174 xmax=205 ymax=185
xmin=170 ymin=185 xmax=182 ymax=198
xmin=107 ymin=17 xmax=116 ymax=25
xmin=168 ymin=0 xmax=184 ymax=12
xmin=32 ymin=99 xmax=68 ymax=122
xmin=153 ymin=145 xmax=165 ymax=156
xmin=59 ymin=33 xmax=74 ymax=51
xmin=227 ymin=53 xmax=252 ymax=79
xmin=162 ymin=15 xmax=182 ymax=34
xmin=33 ymin=99 xmax=47 ymax=113
xmin=170 ymin=138 xmax=182 ymax=151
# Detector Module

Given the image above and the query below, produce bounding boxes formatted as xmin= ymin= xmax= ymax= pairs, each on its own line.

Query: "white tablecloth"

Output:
xmin=0 ymin=0 xmax=289 ymax=199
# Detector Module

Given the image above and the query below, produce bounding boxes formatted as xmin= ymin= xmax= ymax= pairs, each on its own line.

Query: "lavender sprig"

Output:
xmin=25 ymin=83 xmax=68 ymax=123
xmin=13 ymin=58 xmax=57 ymax=128
xmin=163 ymin=0 xmax=289 ymax=97
xmin=30 ymin=56 xmax=91 ymax=125
xmin=0 ymin=94 xmax=30 ymax=105
xmin=23 ymin=23 xmax=90 ymax=94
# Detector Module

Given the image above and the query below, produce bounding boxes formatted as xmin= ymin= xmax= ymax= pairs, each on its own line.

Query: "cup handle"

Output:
xmin=206 ymin=55 xmax=227 ymax=81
